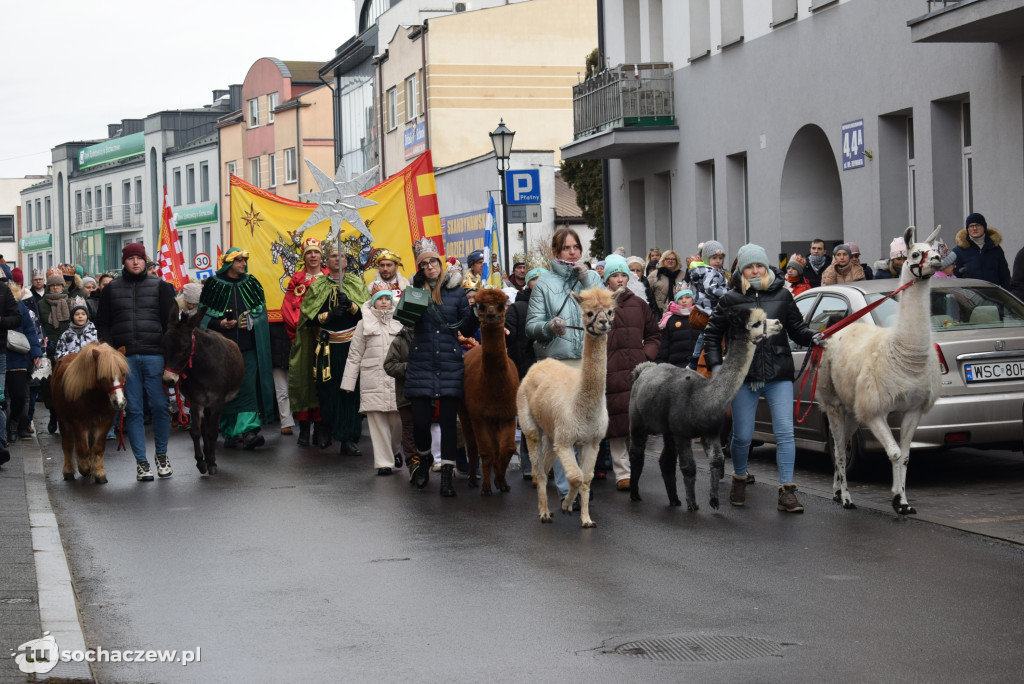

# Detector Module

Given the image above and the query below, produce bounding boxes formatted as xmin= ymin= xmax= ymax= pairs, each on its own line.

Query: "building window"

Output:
xmin=26 ymin=204 xmax=33 ymax=231
xmin=250 ymin=157 xmax=261 ymax=188
xmin=94 ymin=186 xmax=102 ymax=221
xmin=85 ymin=190 xmax=92 ymax=223
xmin=35 ymin=200 xmax=42 ymax=233
xmin=105 ymin=185 xmax=113 ymax=219
xmin=135 ymin=178 xmax=143 ymax=213
xmin=226 ymin=160 xmax=237 ymax=188
xmin=285 ymin=148 xmax=297 ymax=183
xmin=189 ymin=230 xmax=198 ymax=265
xmin=173 ymin=167 xmax=182 ymax=205
xmin=962 ymin=101 xmax=973 ymax=215
xmin=387 ymin=87 xmax=397 ymax=131
xmin=200 ymin=162 xmax=210 ymax=201
xmin=907 ymin=116 xmax=917 ymax=227
xmin=75 ymin=191 xmax=82 ymax=225
xmin=186 ymin=164 xmax=196 ymax=204
xmin=0 ymin=215 xmax=13 ymax=241
xmin=405 ymin=74 xmax=418 ymax=121
xmin=268 ymin=92 xmax=279 ymax=123
xmin=45 ymin=196 xmax=51 ymax=229
xmin=269 ymin=153 xmax=278 ymax=187
xmin=248 ymin=98 xmax=260 ymax=127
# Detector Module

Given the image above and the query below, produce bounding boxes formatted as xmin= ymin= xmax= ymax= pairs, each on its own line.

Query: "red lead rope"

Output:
xmin=794 ymin=279 xmax=916 ymax=423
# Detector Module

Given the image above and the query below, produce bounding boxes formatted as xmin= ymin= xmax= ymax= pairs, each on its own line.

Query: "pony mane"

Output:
xmin=62 ymin=343 xmax=128 ymax=402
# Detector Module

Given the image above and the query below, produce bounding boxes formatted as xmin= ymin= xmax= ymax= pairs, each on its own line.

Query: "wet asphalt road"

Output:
xmin=39 ymin=424 xmax=1024 ymax=684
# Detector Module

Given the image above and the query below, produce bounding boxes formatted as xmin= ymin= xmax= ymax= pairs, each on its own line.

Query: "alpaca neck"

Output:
xmin=717 ymin=337 xmax=758 ymax=396
xmin=480 ymin=323 xmax=507 ymax=369
xmin=578 ymin=332 xmax=609 ymax=400
xmin=891 ymin=273 xmax=933 ymax=352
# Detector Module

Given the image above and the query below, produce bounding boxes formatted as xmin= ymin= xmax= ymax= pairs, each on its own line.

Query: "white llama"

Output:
xmin=817 ymin=225 xmax=942 ymax=514
xmin=517 ymin=287 xmax=618 ymax=528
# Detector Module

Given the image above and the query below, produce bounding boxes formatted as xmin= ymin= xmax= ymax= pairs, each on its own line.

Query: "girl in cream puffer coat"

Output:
xmin=341 ymin=289 xmax=406 ymax=475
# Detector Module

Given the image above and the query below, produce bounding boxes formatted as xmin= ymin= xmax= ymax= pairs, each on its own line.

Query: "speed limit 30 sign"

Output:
xmin=194 ymin=252 xmax=211 ymax=270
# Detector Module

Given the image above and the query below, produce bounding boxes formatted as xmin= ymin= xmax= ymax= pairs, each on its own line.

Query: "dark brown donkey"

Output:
xmin=162 ymin=304 xmax=244 ymax=475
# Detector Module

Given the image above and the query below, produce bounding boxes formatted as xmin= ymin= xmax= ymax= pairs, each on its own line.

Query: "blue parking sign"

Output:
xmin=842 ymin=120 xmax=864 ymax=170
xmin=505 ymin=169 xmax=541 ymax=205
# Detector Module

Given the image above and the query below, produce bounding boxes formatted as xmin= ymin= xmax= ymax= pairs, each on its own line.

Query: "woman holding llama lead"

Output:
xmin=602 ymin=254 xmax=660 ymax=492
xmin=341 ymin=286 xmax=405 ymax=477
xmin=404 ymin=237 xmax=478 ymax=497
xmin=526 ymin=227 xmax=604 ymax=503
xmin=702 ymin=243 xmax=825 ymax=514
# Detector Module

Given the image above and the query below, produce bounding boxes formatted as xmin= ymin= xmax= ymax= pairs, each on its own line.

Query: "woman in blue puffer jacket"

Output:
xmin=404 ymin=237 xmax=477 ymax=497
xmin=5 ymin=283 xmax=43 ymax=444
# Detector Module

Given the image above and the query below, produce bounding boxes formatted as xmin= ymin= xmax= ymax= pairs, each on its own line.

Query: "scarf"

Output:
xmin=808 ymin=254 xmax=827 ymax=271
xmin=43 ymin=291 xmax=70 ymax=329
xmin=970 ymin=234 xmax=986 ymax=249
xmin=659 ymin=301 xmax=691 ymax=329
xmin=746 ymin=270 xmax=776 ymax=291
xmin=69 ymin=322 xmax=90 ymax=335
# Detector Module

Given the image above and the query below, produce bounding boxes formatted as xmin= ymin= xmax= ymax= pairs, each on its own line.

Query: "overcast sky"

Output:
xmin=0 ymin=1 xmax=356 ymax=179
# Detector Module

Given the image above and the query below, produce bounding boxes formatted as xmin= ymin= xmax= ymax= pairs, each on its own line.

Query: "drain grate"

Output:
xmin=612 ymin=635 xmax=784 ymax=662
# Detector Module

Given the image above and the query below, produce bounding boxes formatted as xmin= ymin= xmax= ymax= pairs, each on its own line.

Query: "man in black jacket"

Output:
xmin=0 ymin=265 xmax=24 ymax=465
xmin=96 ymin=243 xmax=176 ymax=481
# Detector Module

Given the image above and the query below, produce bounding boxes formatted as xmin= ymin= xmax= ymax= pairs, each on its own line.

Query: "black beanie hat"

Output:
xmin=966 ymin=212 xmax=987 ymax=230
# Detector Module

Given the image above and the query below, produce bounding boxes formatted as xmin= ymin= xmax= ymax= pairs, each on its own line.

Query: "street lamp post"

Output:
xmin=489 ymin=119 xmax=515 ymax=275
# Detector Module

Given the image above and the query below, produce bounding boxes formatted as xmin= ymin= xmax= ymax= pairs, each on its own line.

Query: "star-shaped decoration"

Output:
xmin=297 ymin=159 xmax=380 ymax=244
xmin=241 ymin=202 xmax=263 ymax=236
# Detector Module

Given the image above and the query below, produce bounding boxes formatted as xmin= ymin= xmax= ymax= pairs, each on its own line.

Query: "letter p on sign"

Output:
xmin=505 ymin=169 xmax=541 ymax=205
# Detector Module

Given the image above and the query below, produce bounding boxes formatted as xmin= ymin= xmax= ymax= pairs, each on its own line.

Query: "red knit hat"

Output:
xmin=10 ymin=267 xmax=24 ymax=284
xmin=122 ymin=242 xmax=147 ymax=262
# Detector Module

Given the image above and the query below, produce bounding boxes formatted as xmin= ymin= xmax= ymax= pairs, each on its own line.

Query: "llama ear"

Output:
xmin=924 ymin=224 xmax=942 ymax=245
xmin=903 ymin=226 xmax=916 ymax=252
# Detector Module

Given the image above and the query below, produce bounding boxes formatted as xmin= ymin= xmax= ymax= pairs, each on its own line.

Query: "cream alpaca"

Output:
xmin=517 ymin=287 xmax=618 ymax=528
xmin=817 ymin=225 xmax=942 ymax=515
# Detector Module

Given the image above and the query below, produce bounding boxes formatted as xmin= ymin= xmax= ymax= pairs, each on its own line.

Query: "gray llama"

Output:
xmin=628 ymin=307 xmax=782 ymax=509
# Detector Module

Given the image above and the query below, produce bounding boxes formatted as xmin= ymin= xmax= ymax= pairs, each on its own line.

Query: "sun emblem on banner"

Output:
xmin=241 ymin=202 xmax=263 ymax=236
xmin=297 ymin=159 xmax=379 ymax=244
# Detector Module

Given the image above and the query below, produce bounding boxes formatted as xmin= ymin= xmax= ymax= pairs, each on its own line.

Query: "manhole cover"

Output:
xmin=613 ymin=635 xmax=784 ymax=662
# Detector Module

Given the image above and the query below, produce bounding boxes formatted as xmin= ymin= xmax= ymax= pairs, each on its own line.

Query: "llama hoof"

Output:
xmin=668 ymin=497 xmax=681 ymax=507
xmin=843 ymin=501 xmax=857 ymax=510
xmin=481 ymin=489 xmax=492 ymax=497
xmin=833 ymin=491 xmax=842 ymax=503
xmin=709 ymin=497 xmax=720 ymax=510
xmin=94 ymin=475 xmax=108 ymax=485
xmin=687 ymin=502 xmax=700 ymax=511
xmin=582 ymin=520 xmax=596 ymax=529
xmin=539 ymin=513 xmax=552 ymax=523
xmin=63 ymin=472 xmax=75 ymax=481
xmin=498 ymin=483 xmax=511 ymax=493
xmin=208 ymin=464 xmax=218 ymax=476
xmin=892 ymin=496 xmax=916 ymax=515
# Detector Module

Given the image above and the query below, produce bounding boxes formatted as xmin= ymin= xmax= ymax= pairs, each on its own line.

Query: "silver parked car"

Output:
xmin=752 ymin=278 xmax=1024 ymax=474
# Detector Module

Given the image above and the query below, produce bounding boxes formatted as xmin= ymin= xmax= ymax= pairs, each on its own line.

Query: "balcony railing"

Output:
xmin=75 ymin=203 xmax=144 ymax=231
xmin=572 ymin=62 xmax=675 ymax=140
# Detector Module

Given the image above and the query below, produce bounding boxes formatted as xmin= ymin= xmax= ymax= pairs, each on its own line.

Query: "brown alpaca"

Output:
xmin=517 ymin=287 xmax=618 ymax=528
xmin=459 ymin=288 xmax=520 ymax=495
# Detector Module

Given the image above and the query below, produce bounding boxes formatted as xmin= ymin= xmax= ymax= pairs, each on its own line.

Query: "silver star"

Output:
xmin=297 ymin=159 xmax=380 ymax=243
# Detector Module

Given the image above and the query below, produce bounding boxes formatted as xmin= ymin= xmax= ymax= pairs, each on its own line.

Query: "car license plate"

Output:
xmin=964 ymin=360 xmax=1024 ymax=383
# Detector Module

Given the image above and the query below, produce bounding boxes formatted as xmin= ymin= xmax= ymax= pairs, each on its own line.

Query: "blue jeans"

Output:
xmin=124 ymin=354 xmax=170 ymax=464
xmin=729 ymin=379 xmax=796 ymax=486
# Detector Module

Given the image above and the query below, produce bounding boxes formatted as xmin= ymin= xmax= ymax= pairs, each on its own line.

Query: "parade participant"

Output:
xmin=504 ymin=259 xmax=547 ymax=479
xmin=602 ymin=254 xmax=660 ymax=491
xmin=783 ymin=254 xmax=812 ymax=296
xmin=872 ymin=237 xmax=908 ymax=280
xmin=647 ymin=249 xmax=684 ymax=315
xmin=656 ymin=288 xmax=699 ymax=367
xmin=61 ymin=264 xmax=86 ymax=299
xmin=284 ymin=237 xmax=329 ymax=446
xmin=199 ymin=247 xmax=275 ymax=450
xmin=55 ymin=297 xmax=98 ymax=358
xmin=31 ymin=270 xmax=46 ymax=301
xmin=83 ymin=276 xmax=101 ymax=319
xmin=176 ymin=282 xmax=202 ymax=318
xmin=702 ymin=243 xmax=822 ymax=513
xmin=96 ymin=243 xmax=177 ymax=480
xmin=805 ymin=239 xmax=831 ymax=288
xmin=821 ymin=243 xmax=866 ymax=285
xmin=954 ymin=212 xmax=1011 ymax=287
xmin=299 ymin=247 xmax=369 ymax=454
xmin=687 ymin=240 xmax=729 ymax=370
xmin=463 ymin=249 xmax=485 ymax=290
xmin=369 ymin=249 xmax=409 ymax=299
xmin=342 ymin=286 xmax=405 ymax=475
xmin=0 ymin=267 xmax=23 ymax=456
xmin=38 ymin=273 xmax=71 ymax=435
xmin=405 ymin=237 xmax=477 ymax=496
xmin=848 ymin=242 xmax=873 ymax=280
xmin=508 ymin=253 xmax=528 ymax=291
xmin=525 ymin=227 xmax=603 ymax=504
xmin=5 ymin=280 xmax=41 ymax=445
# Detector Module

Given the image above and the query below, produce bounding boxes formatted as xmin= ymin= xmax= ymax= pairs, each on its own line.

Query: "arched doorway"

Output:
xmin=780 ymin=124 xmax=842 ymax=255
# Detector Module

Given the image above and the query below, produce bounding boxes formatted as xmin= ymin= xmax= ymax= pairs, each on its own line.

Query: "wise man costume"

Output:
xmin=294 ymin=249 xmax=370 ymax=454
xmin=282 ymin=237 xmax=329 ymax=445
xmin=199 ymin=247 xmax=276 ymax=448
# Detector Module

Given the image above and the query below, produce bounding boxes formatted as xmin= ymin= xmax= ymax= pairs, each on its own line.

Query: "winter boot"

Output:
xmin=410 ymin=449 xmax=431 ymax=489
xmin=729 ymin=474 xmax=747 ymax=507
xmin=778 ymin=483 xmax=804 ymax=513
xmin=439 ymin=460 xmax=457 ymax=498
xmin=296 ymin=421 xmax=310 ymax=447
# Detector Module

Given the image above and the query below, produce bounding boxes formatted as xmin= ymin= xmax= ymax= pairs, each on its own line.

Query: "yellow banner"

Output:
xmin=229 ymin=153 xmax=440 ymax=321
